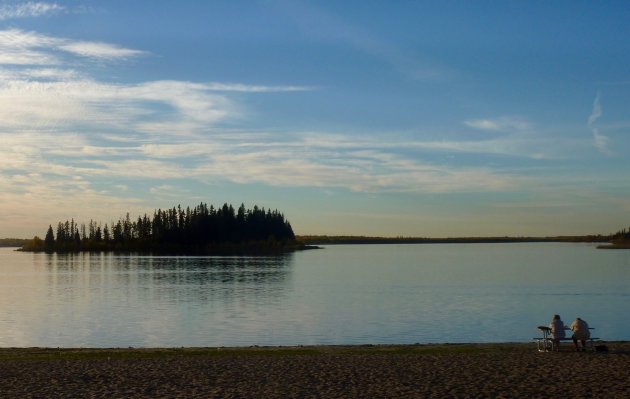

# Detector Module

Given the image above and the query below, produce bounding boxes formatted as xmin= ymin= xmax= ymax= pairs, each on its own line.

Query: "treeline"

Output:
xmin=0 ymin=238 xmax=29 ymax=247
xmin=22 ymin=203 xmax=298 ymax=254
xmin=611 ymin=227 xmax=630 ymax=242
xmin=297 ymin=235 xmax=611 ymax=245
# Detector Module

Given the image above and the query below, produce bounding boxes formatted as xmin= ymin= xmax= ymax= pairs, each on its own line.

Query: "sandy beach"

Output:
xmin=1 ymin=343 xmax=629 ymax=398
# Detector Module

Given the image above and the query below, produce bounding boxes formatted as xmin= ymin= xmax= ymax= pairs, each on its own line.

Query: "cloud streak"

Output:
xmin=464 ymin=117 xmax=531 ymax=132
xmin=58 ymin=41 xmax=146 ymax=59
xmin=0 ymin=29 xmax=146 ymax=64
xmin=206 ymin=82 xmax=315 ymax=92
xmin=588 ymin=92 xmax=602 ymax=125
xmin=0 ymin=1 xmax=64 ymax=20
xmin=588 ymin=92 xmax=613 ymax=155
xmin=0 ymin=79 xmax=233 ymax=134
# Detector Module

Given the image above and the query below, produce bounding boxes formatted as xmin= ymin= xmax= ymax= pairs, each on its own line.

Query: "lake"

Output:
xmin=1 ymin=243 xmax=629 ymax=347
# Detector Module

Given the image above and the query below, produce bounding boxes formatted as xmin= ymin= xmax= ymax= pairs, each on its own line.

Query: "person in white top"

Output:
xmin=549 ymin=314 xmax=566 ymax=352
xmin=570 ymin=317 xmax=590 ymax=352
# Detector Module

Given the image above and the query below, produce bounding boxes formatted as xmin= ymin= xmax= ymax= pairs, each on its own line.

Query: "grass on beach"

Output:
xmin=0 ymin=342 xmax=606 ymax=361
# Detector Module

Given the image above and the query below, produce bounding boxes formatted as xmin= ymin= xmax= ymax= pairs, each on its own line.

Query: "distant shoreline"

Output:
xmin=297 ymin=235 xmax=611 ymax=245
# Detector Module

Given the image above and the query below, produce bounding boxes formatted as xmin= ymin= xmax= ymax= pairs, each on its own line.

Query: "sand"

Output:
xmin=1 ymin=343 xmax=629 ymax=398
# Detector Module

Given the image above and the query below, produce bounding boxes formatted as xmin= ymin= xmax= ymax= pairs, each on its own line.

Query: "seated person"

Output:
xmin=570 ymin=317 xmax=590 ymax=351
xmin=549 ymin=314 xmax=566 ymax=351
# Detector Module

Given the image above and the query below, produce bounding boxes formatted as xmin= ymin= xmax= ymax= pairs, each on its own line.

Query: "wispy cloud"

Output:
xmin=0 ymin=79 xmax=232 ymax=133
xmin=17 ymin=67 xmax=82 ymax=80
xmin=206 ymin=82 xmax=315 ymax=92
xmin=59 ymin=41 xmax=146 ymax=59
xmin=464 ymin=116 xmax=531 ymax=132
xmin=592 ymin=129 xmax=611 ymax=155
xmin=465 ymin=119 xmax=501 ymax=131
xmin=1 ymin=125 xmax=530 ymax=197
xmin=0 ymin=29 xmax=60 ymax=64
xmin=0 ymin=29 xmax=146 ymax=64
xmin=130 ymin=134 xmax=532 ymax=193
xmin=588 ymin=92 xmax=613 ymax=155
xmin=0 ymin=1 xmax=64 ymax=20
xmin=588 ymin=92 xmax=602 ymax=125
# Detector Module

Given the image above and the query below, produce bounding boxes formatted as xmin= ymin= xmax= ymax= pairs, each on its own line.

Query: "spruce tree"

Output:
xmin=44 ymin=225 xmax=55 ymax=251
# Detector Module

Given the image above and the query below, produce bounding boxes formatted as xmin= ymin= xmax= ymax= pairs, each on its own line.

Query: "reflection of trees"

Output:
xmin=43 ymin=252 xmax=295 ymax=304
xmin=136 ymin=255 xmax=295 ymax=304
xmin=43 ymin=252 xmax=93 ymax=302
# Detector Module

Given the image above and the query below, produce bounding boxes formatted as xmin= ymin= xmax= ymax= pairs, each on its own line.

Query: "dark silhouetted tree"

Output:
xmin=44 ymin=225 xmax=55 ymax=251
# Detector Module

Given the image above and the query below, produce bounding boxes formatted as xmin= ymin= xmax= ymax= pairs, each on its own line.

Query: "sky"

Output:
xmin=1 ymin=0 xmax=629 ymax=238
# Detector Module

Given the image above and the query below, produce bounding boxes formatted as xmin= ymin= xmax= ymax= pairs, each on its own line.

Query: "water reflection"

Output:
xmin=44 ymin=252 xmax=294 ymax=299
xmin=14 ymin=252 xmax=298 ymax=347
xmin=2 ymin=243 xmax=629 ymax=347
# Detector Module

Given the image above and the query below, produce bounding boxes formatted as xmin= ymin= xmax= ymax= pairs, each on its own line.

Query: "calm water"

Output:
xmin=1 ymin=243 xmax=629 ymax=347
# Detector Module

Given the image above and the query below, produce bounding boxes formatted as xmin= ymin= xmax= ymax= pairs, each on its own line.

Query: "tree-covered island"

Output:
xmin=20 ymin=203 xmax=311 ymax=254
xmin=597 ymin=226 xmax=630 ymax=249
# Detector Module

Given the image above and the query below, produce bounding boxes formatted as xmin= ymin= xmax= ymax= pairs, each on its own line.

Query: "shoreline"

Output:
xmin=597 ymin=243 xmax=630 ymax=249
xmin=2 ymin=343 xmax=629 ymax=397
xmin=2 ymin=341 xmax=628 ymax=352
xmin=296 ymin=235 xmax=611 ymax=245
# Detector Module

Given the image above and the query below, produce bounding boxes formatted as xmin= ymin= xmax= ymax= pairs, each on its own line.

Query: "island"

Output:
xmin=19 ymin=202 xmax=312 ymax=255
xmin=597 ymin=226 xmax=630 ymax=249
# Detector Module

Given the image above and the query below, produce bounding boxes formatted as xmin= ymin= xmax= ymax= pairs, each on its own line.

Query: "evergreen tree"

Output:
xmin=44 ymin=225 xmax=55 ymax=251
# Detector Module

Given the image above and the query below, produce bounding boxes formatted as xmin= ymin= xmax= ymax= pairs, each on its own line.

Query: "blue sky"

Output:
xmin=1 ymin=0 xmax=629 ymax=238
